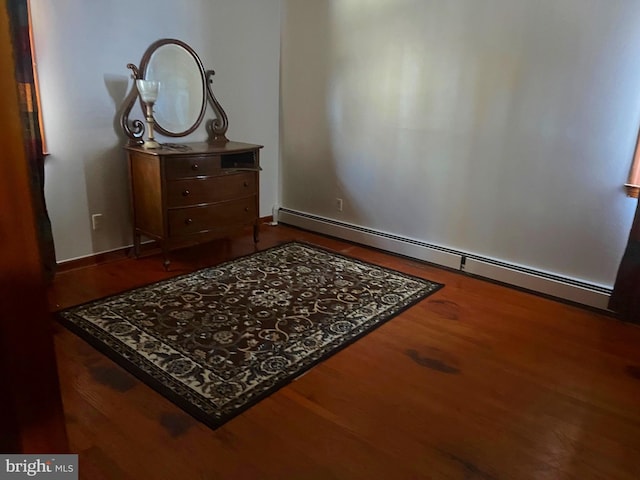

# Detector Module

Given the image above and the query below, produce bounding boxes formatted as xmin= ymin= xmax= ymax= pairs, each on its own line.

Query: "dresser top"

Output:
xmin=125 ymin=141 xmax=263 ymax=156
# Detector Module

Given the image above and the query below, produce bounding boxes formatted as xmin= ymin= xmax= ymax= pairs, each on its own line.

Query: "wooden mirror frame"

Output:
xmin=141 ymin=39 xmax=207 ymax=138
xmin=120 ymin=38 xmax=229 ymax=145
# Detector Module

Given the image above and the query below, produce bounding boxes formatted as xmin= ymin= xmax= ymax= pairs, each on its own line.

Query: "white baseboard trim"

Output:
xmin=279 ymin=209 xmax=462 ymax=269
xmin=278 ymin=208 xmax=612 ymax=311
xmin=463 ymin=258 xmax=611 ymax=310
xmin=57 ymin=244 xmax=134 ymax=265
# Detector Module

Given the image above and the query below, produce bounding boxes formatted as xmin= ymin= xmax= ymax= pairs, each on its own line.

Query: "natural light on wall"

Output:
xmin=327 ymin=0 xmax=527 ymax=164
xmin=329 ymin=0 xmax=464 ymax=139
xmin=326 ymin=0 xmax=520 ymax=231
xmin=281 ymin=0 xmax=640 ymax=291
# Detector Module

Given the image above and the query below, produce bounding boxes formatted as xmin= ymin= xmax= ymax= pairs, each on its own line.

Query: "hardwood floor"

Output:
xmin=48 ymin=224 xmax=640 ymax=479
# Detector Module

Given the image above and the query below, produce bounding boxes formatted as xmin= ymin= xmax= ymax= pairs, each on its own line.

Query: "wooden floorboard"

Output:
xmin=47 ymin=224 xmax=640 ymax=479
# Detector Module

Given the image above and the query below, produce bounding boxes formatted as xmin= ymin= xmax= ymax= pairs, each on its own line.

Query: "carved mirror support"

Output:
xmin=120 ymin=64 xmax=144 ymax=144
xmin=205 ymin=70 xmax=229 ymax=144
xmin=120 ymin=38 xmax=229 ymax=145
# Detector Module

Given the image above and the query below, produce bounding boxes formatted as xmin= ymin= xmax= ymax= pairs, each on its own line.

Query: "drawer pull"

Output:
xmin=184 ymin=218 xmax=193 ymax=225
xmin=243 ymin=181 xmax=249 ymax=187
xmin=191 ymin=163 xmax=199 ymax=171
xmin=244 ymin=207 xmax=249 ymax=212
xmin=182 ymin=190 xmax=190 ymax=196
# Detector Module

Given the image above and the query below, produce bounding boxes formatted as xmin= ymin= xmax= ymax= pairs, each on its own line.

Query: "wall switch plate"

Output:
xmin=336 ymin=198 xmax=343 ymax=212
xmin=91 ymin=213 xmax=103 ymax=231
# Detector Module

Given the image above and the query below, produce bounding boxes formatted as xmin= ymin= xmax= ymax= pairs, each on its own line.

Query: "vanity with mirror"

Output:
xmin=120 ymin=39 xmax=263 ymax=269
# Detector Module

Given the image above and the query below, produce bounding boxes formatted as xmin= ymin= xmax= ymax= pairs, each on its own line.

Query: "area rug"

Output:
xmin=57 ymin=242 xmax=443 ymax=429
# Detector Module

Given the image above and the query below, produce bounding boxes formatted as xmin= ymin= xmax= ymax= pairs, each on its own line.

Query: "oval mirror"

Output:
xmin=139 ymin=39 xmax=207 ymax=137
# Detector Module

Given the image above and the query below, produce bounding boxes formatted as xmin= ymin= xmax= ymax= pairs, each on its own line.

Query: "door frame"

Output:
xmin=0 ymin=3 xmax=69 ymax=453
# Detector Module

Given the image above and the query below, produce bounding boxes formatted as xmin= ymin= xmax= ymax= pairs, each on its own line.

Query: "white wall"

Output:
xmin=281 ymin=0 xmax=640 ymax=288
xmin=30 ymin=0 xmax=281 ymax=262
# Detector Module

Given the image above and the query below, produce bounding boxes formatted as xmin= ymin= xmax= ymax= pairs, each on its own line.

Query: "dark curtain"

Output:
xmin=609 ymin=200 xmax=640 ymax=322
xmin=6 ymin=0 xmax=56 ymax=282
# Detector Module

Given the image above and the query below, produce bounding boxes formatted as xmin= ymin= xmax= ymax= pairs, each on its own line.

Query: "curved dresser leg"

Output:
xmin=133 ymin=232 xmax=141 ymax=258
xmin=162 ymin=242 xmax=170 ymax=271
xmin=253 ymin=223 xmax=260 ymax=244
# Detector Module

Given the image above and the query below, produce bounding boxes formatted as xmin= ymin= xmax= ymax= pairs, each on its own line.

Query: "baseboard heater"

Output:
xmin=278 ymin=208 xmax=612 ymax=311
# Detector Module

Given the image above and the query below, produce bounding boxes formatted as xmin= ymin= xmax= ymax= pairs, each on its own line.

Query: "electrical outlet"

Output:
xmin=91 ymin=213 xmax=103 ymax=231
xmin=336 ymin=198 xmax=343 ymax=212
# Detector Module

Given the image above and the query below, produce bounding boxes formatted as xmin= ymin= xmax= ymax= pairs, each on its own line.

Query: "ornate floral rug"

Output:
xmin=57 ymin=242 xmax=443 ymax=429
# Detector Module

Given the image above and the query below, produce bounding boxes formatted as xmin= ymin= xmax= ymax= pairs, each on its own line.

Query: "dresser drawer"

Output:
xmin=126 ymin=141 xmax=263 ymax=268
xmin=164 ymin=155 xmax=221 ymax=179
xmin=166 ymin=173 xmax=256 ymax=207
xmin=168 ymin=198 xmax=257 ymax=236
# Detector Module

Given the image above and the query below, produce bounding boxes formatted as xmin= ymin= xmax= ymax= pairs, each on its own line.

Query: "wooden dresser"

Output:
xmin=125 ymin=141 xmax=263 ymax=268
